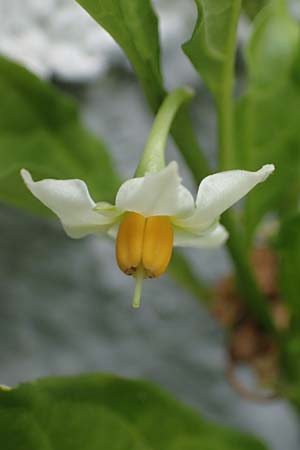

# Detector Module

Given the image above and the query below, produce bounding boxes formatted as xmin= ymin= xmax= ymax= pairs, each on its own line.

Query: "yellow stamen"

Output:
xmin=116 ymin=212 xmax=146 ymax=275
xmin=116 ymin=212 xmax=174 ymax=306
xmin=142 ymin=216 xmax=173 ymax=278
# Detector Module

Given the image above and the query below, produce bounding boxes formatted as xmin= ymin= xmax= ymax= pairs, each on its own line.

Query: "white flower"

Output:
xmin=21 ymin=162 xmax=274 ymax=307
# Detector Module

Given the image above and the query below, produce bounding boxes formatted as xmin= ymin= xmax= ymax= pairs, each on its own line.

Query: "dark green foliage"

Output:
xmin=0 ymin=374 xmax=268 ymax=450
xmin=0 ymin=57 xmax=120 ymax=216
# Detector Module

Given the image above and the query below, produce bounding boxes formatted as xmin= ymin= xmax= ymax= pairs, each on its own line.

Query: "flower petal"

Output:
xmin=173 ymin=224 xmax=228 ymax=247
xmin=196 ymin=164 xmax=275 ymax=221
xmin=177 ymin=164 xmax=275 ymax=230
xmin=21 ymin=169 xmax=116 ymax=238
xmin=115 ymin=161 xmax=194 ymax=217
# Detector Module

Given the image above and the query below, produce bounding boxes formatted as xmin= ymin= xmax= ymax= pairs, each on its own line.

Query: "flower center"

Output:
xmin=116 ymin=212 xmax=174 ymax=279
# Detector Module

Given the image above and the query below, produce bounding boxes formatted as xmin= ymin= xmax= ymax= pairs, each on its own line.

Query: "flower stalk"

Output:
xmin=135 ymin=86 xmax=194 ymax=176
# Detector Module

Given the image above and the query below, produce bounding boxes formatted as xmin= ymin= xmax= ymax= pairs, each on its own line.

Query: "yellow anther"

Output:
xmin=116 ymin=212 xmax=173 ymax=278
xmin=142 ymin=216 xmax=173 ymax=278
xmin=116 ymin=212 xmax=146 ymax=275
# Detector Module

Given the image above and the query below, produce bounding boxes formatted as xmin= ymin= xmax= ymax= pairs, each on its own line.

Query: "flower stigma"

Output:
xmin=116 ymin=212 xmax=174 ymax=308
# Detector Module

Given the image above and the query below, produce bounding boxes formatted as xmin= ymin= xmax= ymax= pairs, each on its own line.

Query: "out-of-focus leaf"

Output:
xmin=75 ymin=0 xmax=164 ymax=110
xmin=277 ymin=213 xmax=300 ymax=315
xmin=75 ymin=0 xmax=211 ymax=182
xmin=183 ymin=0 xmax=241 ymax=100
xmin=0 ymin=374 xmax=268 ymax=450
xmin=234 ymin=2 xmax=300 ymax=241
xmin=246 ymin=1 xmax=299 ymax=87
xmin=0 ymin=57 xmax=120 ymax=216
xmin=242 ymin=0 xmax=268 ymax=20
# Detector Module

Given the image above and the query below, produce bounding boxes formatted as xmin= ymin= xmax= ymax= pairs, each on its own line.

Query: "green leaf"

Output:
xmin=277 ymin=213 xmax=300 ymax=315
xmin=242 ymin=0 xmax=268 ymax=20
xmin=0 ymin=57 xmax=120 ymax=216
xmin=183 ymin=0 xmax=242 ymax=170
xmin=75 ymin=0 xmax=211 ymax=182
xmin=234 ymin=3 xmax=300 ymax=241
xmin=246 ymin=1 xmax=299 ymax=88
xmin=0 ymin=374 xmax=268 ymax=450
xmin=75 ymin=0 xmax=164 ymax=111
xmin=183 ymin=0 xmax=241 ymax=100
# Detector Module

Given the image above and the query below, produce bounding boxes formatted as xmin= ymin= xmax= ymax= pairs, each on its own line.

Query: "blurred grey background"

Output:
xmin=0 ymin=1 xmax=299 ymax=449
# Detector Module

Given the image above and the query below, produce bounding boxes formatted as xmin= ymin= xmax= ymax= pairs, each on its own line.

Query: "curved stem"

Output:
xmin=135 ymin=87 xmax=194 ymax=176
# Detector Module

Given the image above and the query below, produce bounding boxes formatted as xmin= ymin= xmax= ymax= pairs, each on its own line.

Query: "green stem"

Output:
xmin=217 ymin=97 xmax=234 ymax=171
xmin=222 ymin=212 xmax=275 ymax=332
xmin=217 ymin=0 xmax=241 ymax=171
xmin=215 ymin=0 xmax=275 ymax=332
xmin=147 ymin=89 xmax=211 ymax=181
xmin=135 ymin=87 xmax=194 ymax=176
xmin=278 ymin=329 xmax=300 ymax=406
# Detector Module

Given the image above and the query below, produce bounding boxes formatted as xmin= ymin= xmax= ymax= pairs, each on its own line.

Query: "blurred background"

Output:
xmin=0 ymin=1 xmax=299 ymax=449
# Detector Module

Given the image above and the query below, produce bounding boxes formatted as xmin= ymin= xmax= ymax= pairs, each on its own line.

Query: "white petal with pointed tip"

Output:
xmin=21 ymin=169 xmax=116 ymax=238
xmin=115 ymin=162 xmax=195 ymax=217
xmin=173 ymin=223 xmax=229 ymax=247
xmin=178 ymin=164 xmax=275 ymax=231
